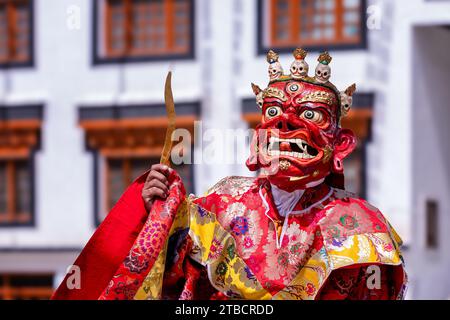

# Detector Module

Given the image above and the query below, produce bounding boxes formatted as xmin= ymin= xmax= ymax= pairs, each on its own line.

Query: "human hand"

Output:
xmin=141 ymin=164 xmax=172 ymax=212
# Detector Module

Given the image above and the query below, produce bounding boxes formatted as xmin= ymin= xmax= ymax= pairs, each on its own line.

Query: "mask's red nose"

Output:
xmin=274 ymin=113 xmax=300 ymax=132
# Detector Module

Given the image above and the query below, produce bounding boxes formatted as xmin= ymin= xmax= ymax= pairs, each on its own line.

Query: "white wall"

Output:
xmin=366 ymin=0 xmax=450 ymax=299
xmin=409 ymin=26 xmax=450 ymax=300
xmin=368 ymin=0 xmax=450 ymax=245
xmin=0 ymin=0 xmax=202 ymax=250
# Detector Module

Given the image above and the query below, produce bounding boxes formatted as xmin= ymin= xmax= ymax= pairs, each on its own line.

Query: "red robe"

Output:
xmin=52 ymin=171 xmax=407 ymax=300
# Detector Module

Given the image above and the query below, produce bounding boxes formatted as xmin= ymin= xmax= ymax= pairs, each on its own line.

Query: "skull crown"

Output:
xmin=251 ymin=48 xmax=356 ymax=123
xmin=266 ymin=50 xmax=284 ymax=81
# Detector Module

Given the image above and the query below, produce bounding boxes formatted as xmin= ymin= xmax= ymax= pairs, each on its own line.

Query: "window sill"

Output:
xmin=0 ymin=59 xmax=34 ymax=69
xmin=93 ymin=52 xmax=195 ymax=66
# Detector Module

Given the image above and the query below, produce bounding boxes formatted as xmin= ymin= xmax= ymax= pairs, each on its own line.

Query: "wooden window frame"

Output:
xmin=102 ymin=156 xmax=157 ymax=220
xmin=104 ymin=157 xmax=136 ymax=214
xmin=102 ymin=155 xmax=194 ymax=220
xmin=0 ymin=159 xmax=32 ymax=225
xmin=425 ymin=199 xmax=439 ymax=250
xmin=0 ymin=105 xmax=42 ymax=228
xmin=0 ymin=274 xmax=53 ymax=300
xmin=0 ymin=0 xmax=34 ymax=68
xmin=93 ymin=0 xmax=195 ymax=64
xmin=79 ymin=103 xmax=199 ymax=226
xmin=256 ymin=0 xmax=367 ymax=55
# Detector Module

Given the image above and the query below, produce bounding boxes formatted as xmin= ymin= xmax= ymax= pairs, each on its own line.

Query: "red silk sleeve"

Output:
xmin=317 ymin=264 xmax=405 ymax=300
xmin=51 ymin=172 xmax=150 ymax=300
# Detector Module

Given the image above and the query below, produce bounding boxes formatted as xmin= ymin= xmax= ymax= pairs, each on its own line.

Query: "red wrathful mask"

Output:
xmin=246 ymin=49 xmax=357 ymax=192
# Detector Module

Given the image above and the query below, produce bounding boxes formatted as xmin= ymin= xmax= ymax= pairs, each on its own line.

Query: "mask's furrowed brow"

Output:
xmin=298 ymin=102 xmax=339 ymax=124
xmin=263 ymin=99 xmax=283 ymax=108
xmin=299 ymin=102 xmax=331 ymax=111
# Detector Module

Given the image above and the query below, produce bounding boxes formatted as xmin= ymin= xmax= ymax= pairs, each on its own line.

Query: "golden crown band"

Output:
xmin=262 ymin=87 xmax=287 ymax=101
xmin=253 ymin=48 xmax=356 ymax=124
xmin=296 ymin=91 xmax=336 ymax=106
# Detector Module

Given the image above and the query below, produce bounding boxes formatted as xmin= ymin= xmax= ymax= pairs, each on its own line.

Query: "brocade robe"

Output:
xmin=52 ymin=171 xmax=407 ymax=300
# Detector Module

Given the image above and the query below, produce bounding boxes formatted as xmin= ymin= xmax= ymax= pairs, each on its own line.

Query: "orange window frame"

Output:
xmin=0 ymin=274 xmax=54 ymax=300
xmin=269 ymin=0 xmax=362 ymax=48
xmin=79 ymin=114 xmax=197 ymax=223
xmin=0 ymin=158 xmax=31 ymax=224
xmin=0 ymin=0 xmax=30 ymax=64
xmin=0 ymin=116 xmax=40 ymax=225
xmin=104 ymin=0 xmax=191 ymax=58
xmin=104 ymin=156 xmax=153 ymax=213
xmin=103 ymin=155 xmax=193 ymax=217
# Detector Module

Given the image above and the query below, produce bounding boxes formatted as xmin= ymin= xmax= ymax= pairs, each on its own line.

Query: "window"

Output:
xmin=0 ymin=274 xmax=54 ymax=300
xmin=259 ymin=0 xmax=365 ymax=52
xmin=0 ymin=160 xmax=31 ymax=224
xmin=0 ymin=0 xmax=33 ymax=66
xmin=0 ymin=105 xmax=42 ymax=226
xmin=106 ymin=158 xmax=150 ymax=212
xmin=97 ymin=0 xmax=193 ymax=62
xmin=103 ymin=156 xmax=192 ymax=220
xmin=79 ymin=103 xmax=199 ymax=225
xmin=425 ymin=200 xmax=438 ymax=249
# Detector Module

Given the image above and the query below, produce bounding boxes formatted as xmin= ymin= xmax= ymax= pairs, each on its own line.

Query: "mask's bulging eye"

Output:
xmin=265 ymin=106 xmax=282 ymax=119
xmin=300 ymin=109 xmax=323 ymax=123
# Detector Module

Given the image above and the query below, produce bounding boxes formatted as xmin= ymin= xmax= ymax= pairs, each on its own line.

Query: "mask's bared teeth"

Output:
xmin=306 ymin=145 xmax=319 ymax=157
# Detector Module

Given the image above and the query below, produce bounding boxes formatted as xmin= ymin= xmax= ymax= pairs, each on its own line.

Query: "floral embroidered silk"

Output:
xmin=52 ymin=173 xmax=407 ymax=300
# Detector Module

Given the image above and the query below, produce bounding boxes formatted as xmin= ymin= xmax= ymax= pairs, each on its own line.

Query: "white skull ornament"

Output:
xmin=267 ymin=50 xmax=283 ymax=81
xmin=314 ymin=51 xmax=332 ymax=84
xmin=315 ymin=63 xmax=331 ymax=83
xmin=340 ymin=92 xmax=353 ymax=117
xmin=290 ymin=60 xmax=309 ymax=79
xmin=269 ymin=62 xmax=283 ymax=81
xmin=251 ymin=83 xmax=264 ymax=108
xmin=340 ymin=83 xmax=356 ymax=117
xmin=290 ymin=48 xmax=309 ymax=79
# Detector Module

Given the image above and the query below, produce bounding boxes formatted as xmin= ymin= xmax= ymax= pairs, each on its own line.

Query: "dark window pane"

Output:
xmin=131 ymin=158 xmax=151 ymax=181
xmin=0 ymin=162 xmax=6 ymax=213
xmin=277 ymin=0 xmax=289 ymax=10
xmin=426 ymin=200 xmax=438 ymax=249
xmin=10 ymin=274 xmax=53 ymax=288
xmin=108 ymin=159 xmax=125 ymax=210
xmin=0 ymin=274 xmax=53 ymax=300
xmin=14 ymin=160 xmax=31 ymax=214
